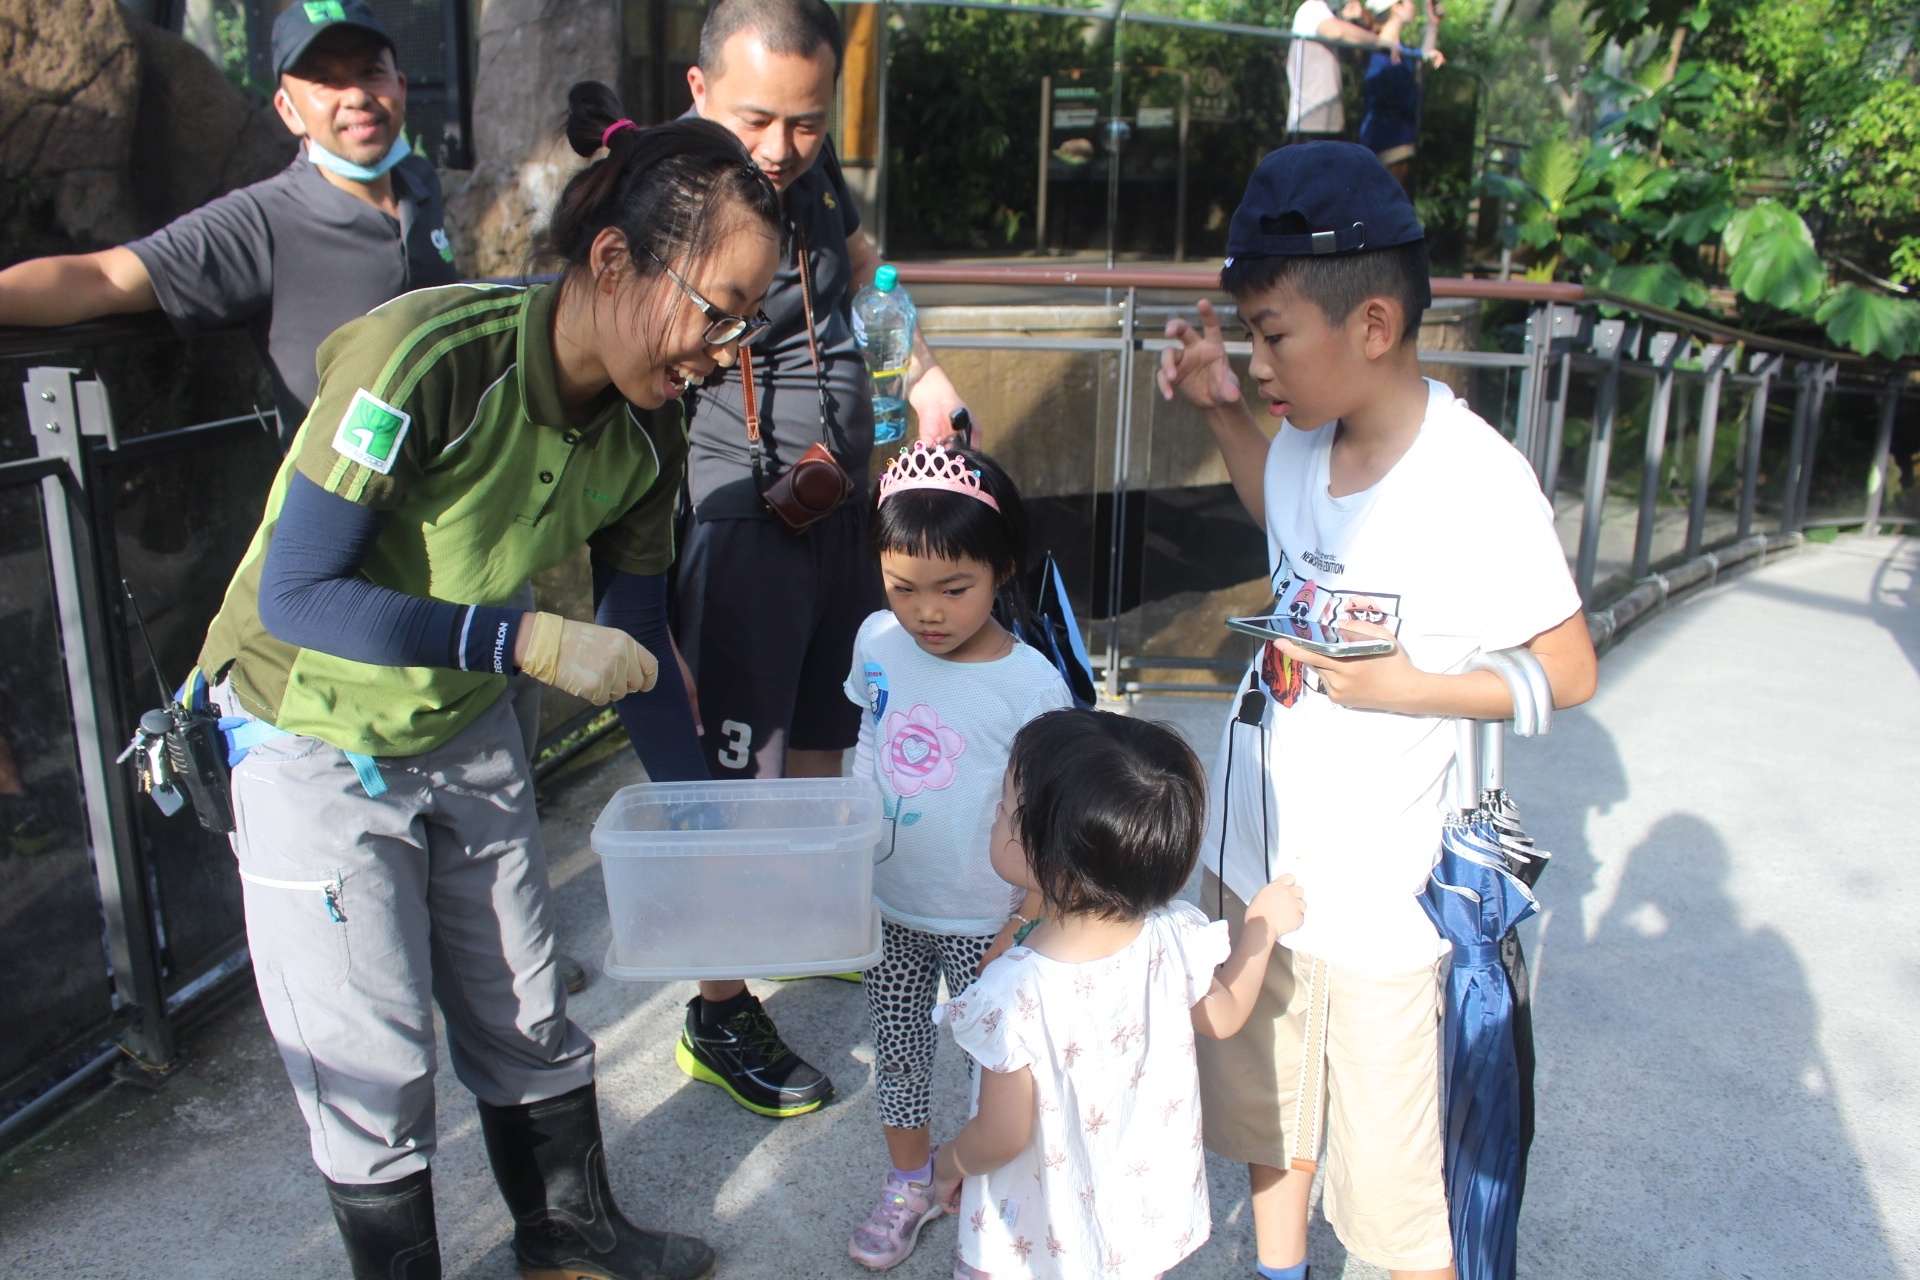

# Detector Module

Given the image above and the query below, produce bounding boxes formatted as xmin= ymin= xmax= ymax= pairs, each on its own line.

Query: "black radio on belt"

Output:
xmin=116 ymin=582 xmax=235 ymax=834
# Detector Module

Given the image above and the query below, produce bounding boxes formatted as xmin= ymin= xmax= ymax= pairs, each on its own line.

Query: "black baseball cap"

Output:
xmin=272 ymin=0 xmax=395 ymax=80
xmin=1225 ymin=141 xmax=1425 ymax=264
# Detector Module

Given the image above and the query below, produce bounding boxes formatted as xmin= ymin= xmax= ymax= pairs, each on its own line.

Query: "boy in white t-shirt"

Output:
xmin=1156 ymin=142 xmax=1597 ymax=1280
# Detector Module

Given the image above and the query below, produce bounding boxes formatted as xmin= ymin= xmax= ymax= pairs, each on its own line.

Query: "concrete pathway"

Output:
xmin=0 ymin=537 xmax=1913 ymax=1279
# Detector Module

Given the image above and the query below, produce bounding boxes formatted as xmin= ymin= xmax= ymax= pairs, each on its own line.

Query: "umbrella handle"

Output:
xmin=1501 ymin=646 xmax=1554 ymax=736
xmin=1468 ymin=650 xmax=1537 ymax=736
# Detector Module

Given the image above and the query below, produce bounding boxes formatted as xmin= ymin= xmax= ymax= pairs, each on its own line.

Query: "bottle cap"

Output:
xmin=874 ymin=264 xmax=898 ymax=292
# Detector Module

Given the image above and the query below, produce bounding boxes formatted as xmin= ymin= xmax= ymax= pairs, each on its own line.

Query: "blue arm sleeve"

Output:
xmin=258 ymin=472 xmax=524 ymax=673
xmin=592 ymin=563 xmax=709 ymax=782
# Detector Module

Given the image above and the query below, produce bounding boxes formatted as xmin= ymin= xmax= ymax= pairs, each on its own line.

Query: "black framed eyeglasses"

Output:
xmin=647 ymin=248 xmax=771 ymax=347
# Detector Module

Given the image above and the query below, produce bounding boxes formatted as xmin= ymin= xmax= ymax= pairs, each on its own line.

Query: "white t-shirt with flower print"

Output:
xmin=936 ymin=903 xmax=1232 ymax=1279
xmin=845 ymin=610 xmax=1073 ymax=935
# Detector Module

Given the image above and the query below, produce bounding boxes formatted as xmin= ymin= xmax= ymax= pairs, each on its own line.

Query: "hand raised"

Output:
xmin=1157 ymin=299 xmax=1243 ymax=409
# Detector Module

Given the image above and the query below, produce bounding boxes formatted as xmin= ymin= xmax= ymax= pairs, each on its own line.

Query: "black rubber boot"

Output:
xmin=323 ymin=1168 xmax=442 ymax=1280
xmin=478 ymin=1083 xmax=715 ymax=1280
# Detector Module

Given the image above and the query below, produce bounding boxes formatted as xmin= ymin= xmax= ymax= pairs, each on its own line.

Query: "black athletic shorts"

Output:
xmin=674 ymin=503 xmax=884 ymax=778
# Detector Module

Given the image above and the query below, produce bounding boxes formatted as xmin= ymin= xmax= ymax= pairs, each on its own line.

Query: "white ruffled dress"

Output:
xmin=936 ymin=902 xmax=1232 ymax=1279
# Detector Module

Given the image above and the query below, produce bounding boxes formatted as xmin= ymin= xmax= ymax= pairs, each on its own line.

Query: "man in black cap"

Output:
xmin=1158 ymin=141 xmax=1595 ymax=1280
xmin=0 ymin=0 xmax=457 ymax=439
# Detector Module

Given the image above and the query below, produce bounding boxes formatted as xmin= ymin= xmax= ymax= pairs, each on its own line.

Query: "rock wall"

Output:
xmin=0 ymin=0 xmax=293 ymax=265
xmin=444 ymin=0 xmax=621 ymax=278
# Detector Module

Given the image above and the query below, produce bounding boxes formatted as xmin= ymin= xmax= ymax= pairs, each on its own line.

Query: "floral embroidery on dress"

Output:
xmin=1062 ymin=1041 xmax=1082 ymax=1068
xmin=1162 ymin=1098 xmax=1184 ymax=1125
xmin=880 ymin=703 xmax=965 ymax=796
xmin=971 ymin=1207 xmax=988 ymax=1234
xmin=1046 ymin=1226 xmax=1066 ymax=1258
xmin=1110 ymin=1020 xmax=1145 ymax=1053
xmin=1011 ymin=1236 xmax=1034 ymax=1262
xmin=1083 ymin=1107 xmax=1110 ymax=1135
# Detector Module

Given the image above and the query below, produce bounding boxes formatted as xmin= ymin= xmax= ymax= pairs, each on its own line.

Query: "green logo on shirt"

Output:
xmin=430 ymin=228 xmax=455 ymax=263
xmin=332 ymin=388 xmax=412 ymax=475
xmin=304 ymin=1 xmax=347 ymax=22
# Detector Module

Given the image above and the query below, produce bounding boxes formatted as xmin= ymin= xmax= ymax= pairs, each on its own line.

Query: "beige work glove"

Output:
xmin=518 ymin=612 xmax=657 ymax=705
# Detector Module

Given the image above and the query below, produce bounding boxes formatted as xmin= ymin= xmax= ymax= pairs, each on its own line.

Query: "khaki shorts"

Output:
xmin=1196 ymin=874 xmax=1453 ymax=1273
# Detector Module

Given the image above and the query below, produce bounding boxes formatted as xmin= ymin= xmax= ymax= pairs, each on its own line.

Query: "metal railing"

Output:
xmin=896 ymin=264 xmax=1917 ymax=695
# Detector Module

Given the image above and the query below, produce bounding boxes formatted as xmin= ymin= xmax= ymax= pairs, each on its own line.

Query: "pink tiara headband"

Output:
xmin=601 ymin=118 xmax=637 ymax=149
xmin=877 ymin=442 xmax=1000 ymax=511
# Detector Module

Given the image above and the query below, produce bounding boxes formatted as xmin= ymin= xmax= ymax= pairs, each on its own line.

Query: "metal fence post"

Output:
xmin=1631 ymin=331 xmax=1684 ymax=580
xmin=1862 ymin=374 xmax=1902 ymax=534
xmin=1538 ymin=304 xmax=1582 ymax=497
xmin=1780 ymin=361 xmax=1815 ymax=532
xmin=20 ymin=367 xmax=176 ymax=1068
xmin=1738 ymin=352 xmax=1779 ymax=539
xmin=1790 ymin=361 xmax=1836 ymax=530
xmin=1513 ymin=302 xmax=1550 ymax=468
xmin=1575 ymin=319 xmax=1627 ymax=602
xmin=1103 ymin=288 xmax=1138 ymax=700
xmin=1684 ymin=343 xmax=1730 ymax=558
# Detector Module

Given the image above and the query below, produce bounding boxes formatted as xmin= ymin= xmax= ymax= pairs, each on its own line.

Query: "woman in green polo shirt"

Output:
xmin=194 ymin=87 xmax=777 ymax=1280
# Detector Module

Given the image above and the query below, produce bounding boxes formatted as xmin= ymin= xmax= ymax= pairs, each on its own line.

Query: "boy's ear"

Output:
xmin=1355 ymin=294 xmax=1408 ymax=360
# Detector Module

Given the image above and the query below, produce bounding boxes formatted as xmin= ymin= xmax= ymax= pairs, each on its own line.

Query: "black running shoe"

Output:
xmin=675 ymin=994 xmax=833 ymax=1118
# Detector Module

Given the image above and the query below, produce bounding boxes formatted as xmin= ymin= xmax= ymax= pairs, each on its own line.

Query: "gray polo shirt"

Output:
xmin=127 ymin=150 xmax=459 ymax=437
xmin=685 ymin=136 xmax=872 ymax=519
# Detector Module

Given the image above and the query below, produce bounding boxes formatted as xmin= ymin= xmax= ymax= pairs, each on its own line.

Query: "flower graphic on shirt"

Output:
xmin=1062 ymin=1041 xmax=1082 ymax=1068
xmin=1011 ymin=1236 xmax=1034 ymax=1262
xmin=1046 ymin=1226 xmax=1066 ymax=1258
xmin=880 ymin=703 xmax=965 ymax=796
xmin=1162 ymin=1098 xmax=1184 ymax=1126
xmin=1083 ymin=1106 xmax=1110 ymax=1135
xmin=1016 ymin=988 xmax=1038 ymax=1019
xmin=1043 ymin=1147 xmax=1066 ymax=1170
xmin=1111 ymin=1020 xmax=1145 ymax=1053
xmin=971 ymin=1207 xmax=987 ymax=1234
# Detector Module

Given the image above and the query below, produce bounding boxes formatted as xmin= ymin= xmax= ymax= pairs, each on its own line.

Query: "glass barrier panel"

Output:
xmin=0 ymin=479 xmax=116 ymax=1092
xmin=1801 ymin=385 xmax=1883 ymax=528
xmin=94 ymin=421 xmax=282 ymax=994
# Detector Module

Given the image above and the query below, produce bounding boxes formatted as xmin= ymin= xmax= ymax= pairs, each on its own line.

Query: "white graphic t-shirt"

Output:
xmin=1288 ymin=0 xmax=1345 ymax=133
xmin=844 ymin=611 xmax=1073 ymax=935
xmin=938 ymin=903 xmax=1231 ymax=1280
xmin=1208 ymin=380 xmax=1582 ymax=973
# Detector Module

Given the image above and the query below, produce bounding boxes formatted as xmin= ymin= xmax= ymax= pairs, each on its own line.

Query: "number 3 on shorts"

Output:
xmin=716 ymin=720 xmax=752 ymax=771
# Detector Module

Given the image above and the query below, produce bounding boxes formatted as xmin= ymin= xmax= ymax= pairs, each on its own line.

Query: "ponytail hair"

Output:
xmin=542 ymin=82 xmax=783 ymax=288
xmin=870 ymin=446 xmax=1037 ymax=637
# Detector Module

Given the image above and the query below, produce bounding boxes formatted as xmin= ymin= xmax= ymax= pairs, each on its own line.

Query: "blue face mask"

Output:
xmin=306 ymin=133 xmax=411 ymax=182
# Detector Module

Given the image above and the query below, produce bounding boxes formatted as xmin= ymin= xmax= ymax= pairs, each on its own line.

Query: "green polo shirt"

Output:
xmin=199 ymin=282 xmax=685 ymax=757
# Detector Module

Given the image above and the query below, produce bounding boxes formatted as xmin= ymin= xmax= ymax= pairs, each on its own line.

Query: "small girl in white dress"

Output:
xmin=932 ymin=709 xmax=1306 ymax=1279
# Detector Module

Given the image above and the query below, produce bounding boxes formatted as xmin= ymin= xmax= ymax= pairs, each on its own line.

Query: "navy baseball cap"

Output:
xmin=272 ymin=0 xmax=395 ymax=80
xmin=1225 ymin=141 xmax=1425 ymax=264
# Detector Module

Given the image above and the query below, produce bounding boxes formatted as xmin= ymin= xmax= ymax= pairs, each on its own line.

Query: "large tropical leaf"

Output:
xmin=1597 ymin=262 xmax=1711 ymax=309
xmin=1660 ymin=201 xmax=1732 ymax=245
xmin=1815 ymin=285 xmax=1920 ymax=359
xmin=1725 ymin=203 xmax=1825 ymax=312
xmin=1520 ymin=135 xmax=1589 ymax=209
xmin=1721 ymin=199 xmax=1809 ymax=259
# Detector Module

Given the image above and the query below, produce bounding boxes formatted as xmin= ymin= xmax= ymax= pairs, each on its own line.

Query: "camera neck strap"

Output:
xmin=741 ymin=218 xmax=831 ymax=484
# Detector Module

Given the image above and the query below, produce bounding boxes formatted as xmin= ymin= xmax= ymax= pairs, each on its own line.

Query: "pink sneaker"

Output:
xmin=848 ymin=1158 xmax=945 ymax=1271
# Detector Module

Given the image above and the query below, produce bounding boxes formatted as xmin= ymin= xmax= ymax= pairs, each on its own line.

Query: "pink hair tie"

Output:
xmin=601 ymin=118 xmax=638 ymax=149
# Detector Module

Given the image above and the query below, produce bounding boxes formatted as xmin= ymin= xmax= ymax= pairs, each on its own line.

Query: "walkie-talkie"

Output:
xmin=116 ymin=581 xmax=234 ymax=833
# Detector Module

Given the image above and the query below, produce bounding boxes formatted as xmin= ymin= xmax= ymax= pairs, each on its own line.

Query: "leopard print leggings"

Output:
xmin=867 ymin=918 xmax=997 ymax=1129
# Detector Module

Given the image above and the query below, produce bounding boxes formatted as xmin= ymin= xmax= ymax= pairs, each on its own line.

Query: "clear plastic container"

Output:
xmin=592 ymin=778 xmax=884 ymax=981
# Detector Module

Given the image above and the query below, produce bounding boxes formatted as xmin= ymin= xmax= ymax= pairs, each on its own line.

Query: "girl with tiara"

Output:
xmin=843 ymin=443 xmax=1072 ymax=1271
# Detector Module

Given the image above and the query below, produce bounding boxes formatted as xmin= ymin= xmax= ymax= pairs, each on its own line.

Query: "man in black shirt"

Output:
xmin=0 ymin=0 xmax=458 ymax=439
xmin=670 ymin=0 xmax=975 ymax=1120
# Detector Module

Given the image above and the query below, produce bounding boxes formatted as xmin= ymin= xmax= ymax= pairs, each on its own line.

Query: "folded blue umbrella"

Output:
xmin=1424 ymin=804 xmax=1541 ymax=1280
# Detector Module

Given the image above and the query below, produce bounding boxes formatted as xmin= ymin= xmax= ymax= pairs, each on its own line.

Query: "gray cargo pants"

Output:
xmin=219 ymin=686 xmax=595 ymax=1185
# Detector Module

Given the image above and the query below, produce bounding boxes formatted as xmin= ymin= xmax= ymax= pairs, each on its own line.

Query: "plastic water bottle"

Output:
xmin=852 ymin=264 xmax=916 ymax=445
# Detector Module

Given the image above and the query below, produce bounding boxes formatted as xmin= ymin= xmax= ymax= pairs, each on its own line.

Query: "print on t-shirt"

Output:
xmin=1259 ymin=551 xmax=1404 ymax=708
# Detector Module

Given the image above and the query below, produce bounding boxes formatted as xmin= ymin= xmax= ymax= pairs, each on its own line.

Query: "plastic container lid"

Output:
xmin=874 ymin=263 xmax=899 ymax=292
